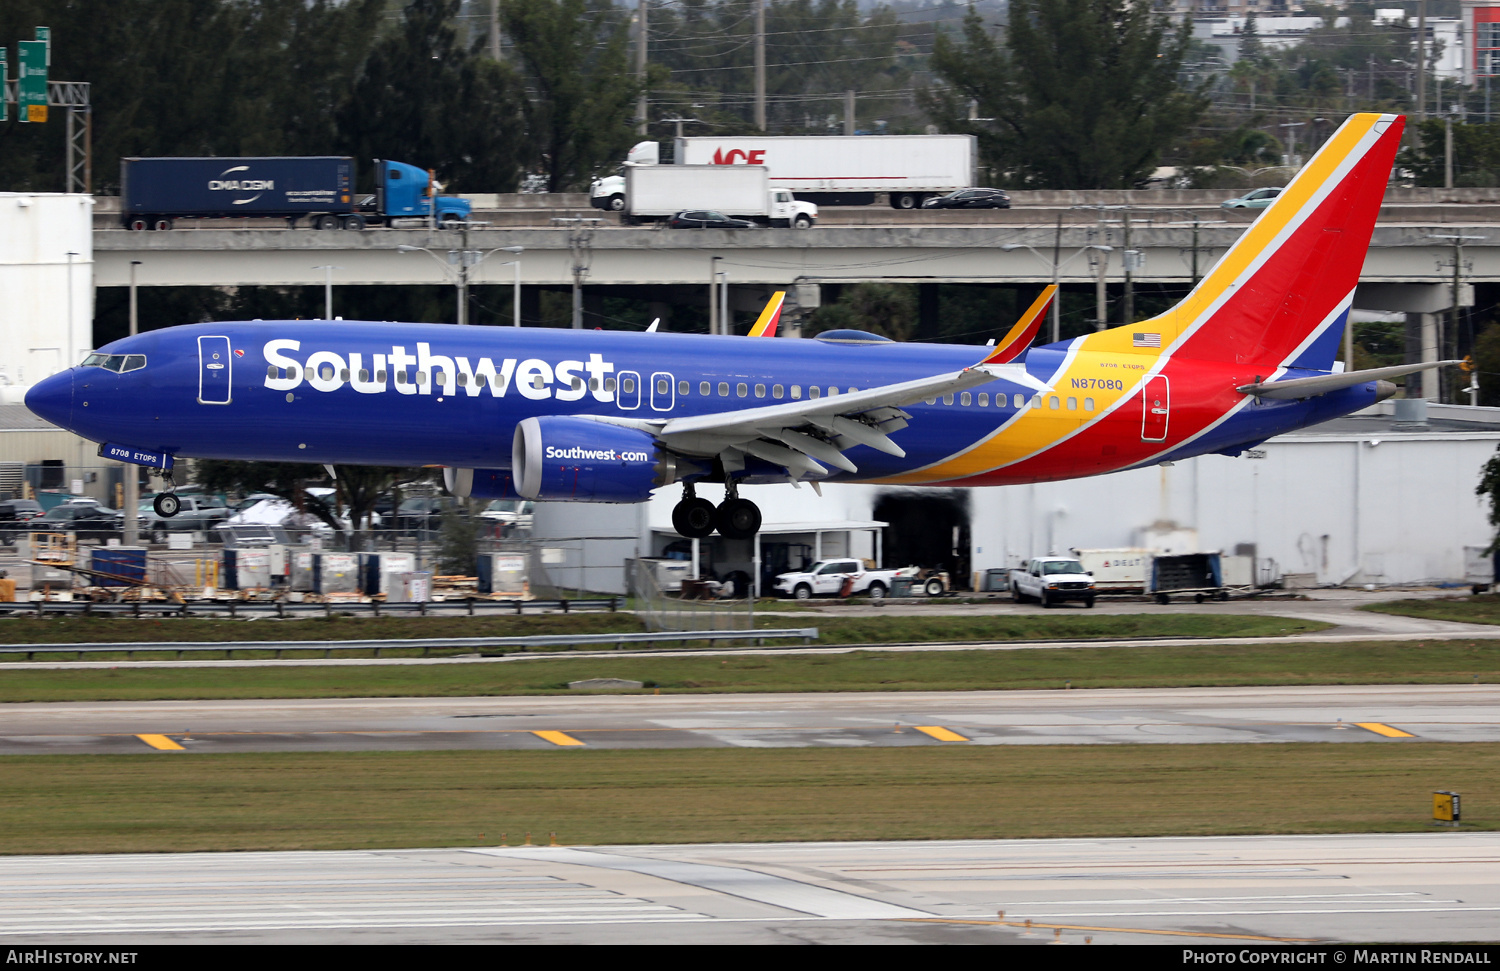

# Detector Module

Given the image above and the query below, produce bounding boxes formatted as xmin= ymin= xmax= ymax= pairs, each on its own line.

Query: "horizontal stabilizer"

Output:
xmin=1237 ymin=361 xmax=1461 ymax=399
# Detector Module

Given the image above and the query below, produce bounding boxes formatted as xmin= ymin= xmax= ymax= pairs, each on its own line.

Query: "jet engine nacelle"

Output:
xmin=512 ymin=416 xmax=669 ymax=502
xmin=444 ymin=467 xmax=521 ymax=500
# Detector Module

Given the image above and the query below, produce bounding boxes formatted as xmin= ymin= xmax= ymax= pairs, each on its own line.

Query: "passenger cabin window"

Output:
xmin=737 ymin=383 xmax=748 ymax=397
xmin=700 ymin=381 xmax=711 ymax=396
xmin=773 ymin=385 xmax=784 ymax=399
xmin=755 ymin=384 xmax=766 ymax=398
xmin=810 ymin=387 xmax=821 ymax=399
xmin=656 ymin=378 xmax=669 ymax=395
xmin=1014 ymin=394 xmax=1025 ymax=408
xmin=679 ymin=380 xmax=689 ymax=395
xmin=622 ymin=377 xmax=635 ymax=393
xmin=718 ymin=382 xmax=729 ymax=396
xmin=791 ymin=386 xmax=802 ymax=399
xmin=978 ymin=393 xmax=989 ymax=407
xmin=1085 ymin=397 xmax=1095 ymax=411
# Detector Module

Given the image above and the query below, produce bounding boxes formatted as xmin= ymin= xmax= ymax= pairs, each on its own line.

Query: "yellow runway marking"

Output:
xmin=532 ymin=730 xmax=585 ymax=747
xmin=914 ymin=726 xmax=969 ymax=742
xmin=900 ymin=918 xmax=1318 ymax=943
xmin=135 ymin=734 xmax=185 ymax=751
xmin=1356 ymin=722 xmax=1415 ymax=738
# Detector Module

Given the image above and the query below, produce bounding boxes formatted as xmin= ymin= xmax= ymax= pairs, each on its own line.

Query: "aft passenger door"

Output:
xmin=1141 ymin=375 xmax=1169 ymax=442
xmin=198 ymin=335 xmax=233 ymax=405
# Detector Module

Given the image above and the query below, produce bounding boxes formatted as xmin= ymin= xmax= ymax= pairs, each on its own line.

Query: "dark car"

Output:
xmin=921 ymin=188 xmax=1011 ymax=210
xmin=25 ymin=502 xmax=123 ymax=540
xmin=0 ymin=499 xmax=43 ymax=546
xmin=396 ymin=496 xmax=460 ymax=536
xmin=668 ymin=210 xmax=756 ymax=229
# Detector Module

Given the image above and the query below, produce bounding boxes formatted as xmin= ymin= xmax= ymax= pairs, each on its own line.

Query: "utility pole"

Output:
xmin=754 ymin=0 xmax=766 ymax=130
xmin=124 ymin=260 xmax=141 ymax=547
xmin=844 ymin=90 xmax=855 ymax=135
xmin=1121 ymin=209 xmax=1134 ymax=327
xmin=1445 ymin=112 xmax=1454 ymax=189
xmin=1050 ymin=212 xmax=1063 ymax=343
xmin=1416 ymin=0 xmax=1428 ymax=122
xmin=637 ymin=0 xmax=649 ymax=136
xmin=490 ymin=0 xmax=501 ymax=61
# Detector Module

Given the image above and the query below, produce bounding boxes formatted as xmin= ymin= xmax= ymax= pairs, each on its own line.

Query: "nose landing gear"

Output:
xmin=151 ymin=470 xmax=180 ymax=518
xmin=670 ymin=482 xmax=762 ymax=539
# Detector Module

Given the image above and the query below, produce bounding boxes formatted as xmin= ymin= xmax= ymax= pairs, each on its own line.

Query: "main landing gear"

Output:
xmin=671 ymin=483 xmax=762 ymax=540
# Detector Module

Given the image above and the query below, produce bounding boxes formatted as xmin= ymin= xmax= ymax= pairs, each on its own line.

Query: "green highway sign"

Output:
xmin=0 ymin=49 xmax=7 ymax=123
xmin=34 ymin=27 xmax=49 ymax=66
xmin=18 ymin=39 xmax=46 ymax=123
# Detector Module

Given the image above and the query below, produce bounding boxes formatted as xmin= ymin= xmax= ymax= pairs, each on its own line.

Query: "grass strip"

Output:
xmin=0 ymin=640 xmax=1494 ymax=702
xmin=0 ymin=611 xmax=1326 ymax=652
xmin=0 ymin=744 xmax=1492 ymax=854
xmin=1364 ymin=595 xmax=1500 ymax=626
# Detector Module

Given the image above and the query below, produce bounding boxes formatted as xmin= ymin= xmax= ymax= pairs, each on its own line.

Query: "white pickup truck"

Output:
xmin=1009 ymin=557 xmax=1098 ymax=608
xmin=773 ymin=559 xmax=922 ymax=600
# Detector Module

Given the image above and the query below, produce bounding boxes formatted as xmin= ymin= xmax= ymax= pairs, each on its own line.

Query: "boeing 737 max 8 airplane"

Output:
xmin=25 ymin=112 xmax=1453 ymax=539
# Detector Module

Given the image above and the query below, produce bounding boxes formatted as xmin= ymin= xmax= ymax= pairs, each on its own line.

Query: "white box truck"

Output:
xmin=591 ymin=135 xmax=975 ymax=211
xmin=621 ymin=164 xmax=817 ymax=227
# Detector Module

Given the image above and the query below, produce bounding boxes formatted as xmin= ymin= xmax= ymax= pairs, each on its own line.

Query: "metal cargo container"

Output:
xmin=359 ymin=552 xmax=416 ymax=596
xmin=222 ymin=548 xmax=272 ymax=591
xmin=477 ymin=552 xmax=529 ymax=597
xmin=89 ymin=546 xmax=147 ymax=588
xmin=389 ymin=572 xmax=432 ymax=603
xmin=288 ymin=549 xmax=317 ymax=592
xmin=1150 ymin=552 xmax=1223 ymax=603
xmin=314 ymin=552 xmax=359 ymax=595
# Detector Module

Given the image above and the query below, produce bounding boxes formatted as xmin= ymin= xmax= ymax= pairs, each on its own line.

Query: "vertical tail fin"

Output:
xmin=748 ymin=291 xmax=786 ymax=337
xmin=1082 ymin=112 xmax=1404 ymax=371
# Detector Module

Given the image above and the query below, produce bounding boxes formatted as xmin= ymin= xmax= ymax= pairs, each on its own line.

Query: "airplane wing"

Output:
xmin=605 ymin=359 xmax=1052 ymax=479
xmin=1237 ymin=360 xmax=1460 ymax=399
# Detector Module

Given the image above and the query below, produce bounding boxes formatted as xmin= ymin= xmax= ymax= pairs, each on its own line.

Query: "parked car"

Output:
xmin=921 ymin=187 xmax=1011 ymax=210
xmin=0 ymin=499 xmax=43 ymax=545
xmin=1009 ymin=556 xmax=1097 ymax=608
xmin=1221 ymin=187 xmax=1282 ymax=209
xmin=667 ymin=210 xmax=756 ymax=229
xmin=24 ymin=502 xmax=123 ymax=540
xmin=396 ymin=496 xmax=460 ymax=535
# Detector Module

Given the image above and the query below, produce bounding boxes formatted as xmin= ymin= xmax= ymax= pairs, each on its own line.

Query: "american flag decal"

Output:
xmin=1132 ymin=332 xmax=1162 ymax=348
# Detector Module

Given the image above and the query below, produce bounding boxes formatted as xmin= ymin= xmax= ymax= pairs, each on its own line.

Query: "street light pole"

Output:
xmin=312 ymin=264 xmax=340 ymax=319
xmin=124 ymin=260 xmax=141 ymax=547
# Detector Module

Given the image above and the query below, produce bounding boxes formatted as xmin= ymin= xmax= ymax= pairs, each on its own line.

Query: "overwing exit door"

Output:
xmin=1141 ymin=375 xmax=1169 ymax=442
xmin=198 ymin=335 xmax=232 ymax=405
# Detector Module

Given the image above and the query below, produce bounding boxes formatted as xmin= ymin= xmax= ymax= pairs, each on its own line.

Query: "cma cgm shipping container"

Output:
xmin=121 ymin=156 xmax=355 ymax=224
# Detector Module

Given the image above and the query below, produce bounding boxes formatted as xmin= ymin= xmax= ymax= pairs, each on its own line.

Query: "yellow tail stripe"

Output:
xmin=1355 ymin=722 xmax=1415 ymax=738
xmin=748 ymin=291 xmax=786 ymax=337
xmin=532 ymin=730 xmax=586 ymax=747
xmin=136 ymin=734 xmax=185 ymax=751
xmin=914 ymin=725 xmax=970 ymax=742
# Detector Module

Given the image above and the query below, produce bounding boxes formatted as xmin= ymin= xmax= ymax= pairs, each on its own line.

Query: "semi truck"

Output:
xmin=621 ymin=165 xmax=817 ymax=227
xmin=119 ymin=156 xmax=472 ymax=230
xmin=590 ymin=134 xmax=975 ymax=211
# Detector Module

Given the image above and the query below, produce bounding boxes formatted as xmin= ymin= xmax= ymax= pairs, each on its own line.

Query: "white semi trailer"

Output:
xmin=591 ymin=134 xmax=976 ymax=211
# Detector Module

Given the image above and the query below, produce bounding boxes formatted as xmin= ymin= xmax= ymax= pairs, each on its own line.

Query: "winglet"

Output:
xmin=748 ymin=291 xmax=787 ymax=337
xmin=979 ymin=285 xmax=1055 ymax=365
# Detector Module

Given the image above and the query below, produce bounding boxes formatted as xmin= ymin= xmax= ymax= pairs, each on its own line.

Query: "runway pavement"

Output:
xmin=0 ymin=833 xmax=1493 ymax=944
xmin=2 ymin=685 xmax=1494 ymax=754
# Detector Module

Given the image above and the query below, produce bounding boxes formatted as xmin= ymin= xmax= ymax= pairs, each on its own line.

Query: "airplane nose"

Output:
xmin=25 ymin=370 xmax=74 ymax=428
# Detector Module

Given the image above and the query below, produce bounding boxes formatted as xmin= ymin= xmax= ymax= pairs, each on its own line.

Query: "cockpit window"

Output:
xmin=82 ymin=353 xmax=147 ymax=373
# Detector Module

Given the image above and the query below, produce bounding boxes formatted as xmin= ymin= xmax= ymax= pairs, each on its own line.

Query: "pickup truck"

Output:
xmin=773 ymin=559 xmax=919 ymax=600
xmin=1009 ymin=557 xmax=1097 ymax=608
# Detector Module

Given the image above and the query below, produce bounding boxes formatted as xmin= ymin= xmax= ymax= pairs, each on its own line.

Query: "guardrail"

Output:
xmin=0 ymin=627 xmax=821 ymax=660
xmin=0 ymin=597 xmax=623 ymax=618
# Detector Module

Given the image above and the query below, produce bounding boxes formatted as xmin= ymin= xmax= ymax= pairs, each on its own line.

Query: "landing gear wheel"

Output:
xmin=153 ymin=493 xmax=180 ymax=518
xmin=714 ymin=498 xmax=761 ymax=539
xmin=672 ymin=497 xmax=716 ymax=539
